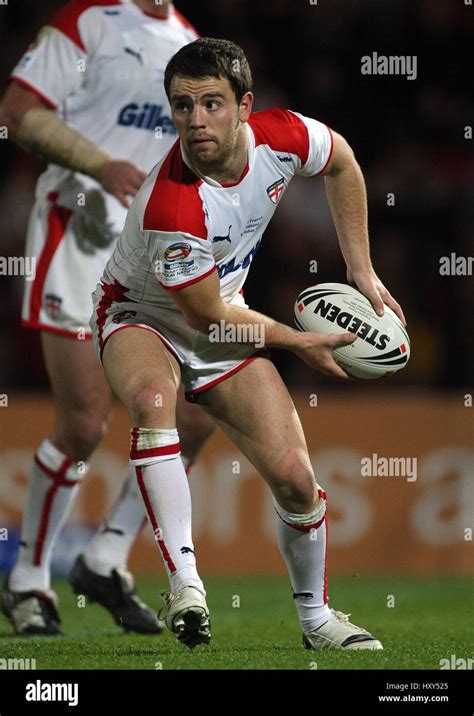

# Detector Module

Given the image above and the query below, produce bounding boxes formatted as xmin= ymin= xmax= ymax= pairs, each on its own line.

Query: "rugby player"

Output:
xmin=0 ymin=0 xmax=215 ymax=636
xmin=90 ymin=37 xmax=406 ymax=649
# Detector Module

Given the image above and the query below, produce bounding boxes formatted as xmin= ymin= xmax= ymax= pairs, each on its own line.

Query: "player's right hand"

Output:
xmin=293 ymin=331 xmax=357 ymax=380
xmin=99 ymin=160 xmax=147 ymax=208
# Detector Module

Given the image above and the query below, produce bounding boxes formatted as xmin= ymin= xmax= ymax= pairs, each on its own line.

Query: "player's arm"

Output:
xmin=0 ymin=81 xmax=145 ymax=208
xmin=321 ymin=131 xmax=406 ymax=325
xmin=169 ymin=269 xmax=356 ymax=380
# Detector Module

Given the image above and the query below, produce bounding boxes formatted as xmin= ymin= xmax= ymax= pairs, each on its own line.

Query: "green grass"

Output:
xmin=0 ymin=576 xmax=472 ymax=670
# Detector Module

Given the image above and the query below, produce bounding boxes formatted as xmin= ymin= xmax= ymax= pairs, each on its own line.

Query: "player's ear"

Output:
xmin=238 ymin=92 xmax=254 ymax=123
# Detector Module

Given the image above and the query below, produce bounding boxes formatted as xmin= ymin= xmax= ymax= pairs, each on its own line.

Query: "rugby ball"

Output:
xmin=294 ymin=283 xmax=410 ymax=379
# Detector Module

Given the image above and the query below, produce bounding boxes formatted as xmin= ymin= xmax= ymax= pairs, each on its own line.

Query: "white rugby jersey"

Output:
xmin=100 ymin=108 xmax=333 ymax=309
xmin=10 ymin=0 xmax=198 ymax=220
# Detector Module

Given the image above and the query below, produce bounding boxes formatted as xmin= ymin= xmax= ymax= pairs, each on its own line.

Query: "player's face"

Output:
xmin=170 ymin=75 xmax=252 ymax=172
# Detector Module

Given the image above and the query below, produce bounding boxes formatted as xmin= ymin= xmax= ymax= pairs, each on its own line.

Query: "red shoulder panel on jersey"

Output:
xmin=173 ymin=8 xmax=200 ymax=37
xmin=48 ymin=0 xmax=120 ymax=52
xmin=143 ymin=142 xmax=207 ymax=238
xmin=249 ymin=108 xmax=310 ymax=165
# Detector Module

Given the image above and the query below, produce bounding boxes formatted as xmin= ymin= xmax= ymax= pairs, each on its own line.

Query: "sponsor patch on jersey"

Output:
xmin=118 ymin=103 xmax=176 ymax=133
xmin=164 ymin=242 xmax=192 ymax=261
xmin=163 ymin=259 xmax=196 ymax=281
xmin=266 ymin=177 xmax=286 ymax=204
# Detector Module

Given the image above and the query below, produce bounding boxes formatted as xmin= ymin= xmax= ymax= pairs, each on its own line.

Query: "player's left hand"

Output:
xmin=346 ymin=267 xmax=406 ymax=326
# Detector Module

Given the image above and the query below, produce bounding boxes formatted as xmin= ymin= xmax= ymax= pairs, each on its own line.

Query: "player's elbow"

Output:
xmin=183 ymin=311 xmax=214 ymax=334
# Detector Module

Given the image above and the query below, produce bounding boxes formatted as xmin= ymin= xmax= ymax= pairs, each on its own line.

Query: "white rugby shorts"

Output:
xmin=22 ymin=192 xmax=125 ymax=338
xmin=90 ymin=280 xmax=270 ymax=402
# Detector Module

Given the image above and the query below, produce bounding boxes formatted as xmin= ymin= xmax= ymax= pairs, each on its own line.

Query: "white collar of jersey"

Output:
xmin=179 ymin=123 xmax=255 ymax=188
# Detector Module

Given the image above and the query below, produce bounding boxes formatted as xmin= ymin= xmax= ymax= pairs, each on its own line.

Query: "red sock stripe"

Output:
xmin=135 ymin=466 xmax=176 ymax=574
xmin=276 ymin=492 xmax=328 ymax=533
xmin=34 ymin=454 xmax=79 ymax=487
xmin=33 ymin=455 xmax=75 ymax=566
xmin=130 ymin=441 xmax=180 ymax=461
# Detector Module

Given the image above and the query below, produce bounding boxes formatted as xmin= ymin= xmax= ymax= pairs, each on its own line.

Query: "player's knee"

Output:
xmin=128 ymin=383 xmax=176 ymax=425
xmin=56 ymin=408 xmax=109 ymax=459
xmin=273 ymin=449 xmax=317 ymax=510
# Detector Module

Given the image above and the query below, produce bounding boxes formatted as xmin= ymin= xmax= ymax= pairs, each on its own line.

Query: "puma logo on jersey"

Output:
xmin=124 ymin=47 xmax=144 ymax=65
xmin=118 ymin=103 xmax=176 ymax=133
xmin=212 ymin=225 xmax=232 ymax=244
xmin=180 ymin=546 xmax=195 ymax=555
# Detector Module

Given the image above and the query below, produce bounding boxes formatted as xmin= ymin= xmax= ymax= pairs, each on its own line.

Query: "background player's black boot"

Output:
xmin=69 ymin=555 xmax=163 ymax=634
xmin=1 ymin=578 xmax=63 ymax=636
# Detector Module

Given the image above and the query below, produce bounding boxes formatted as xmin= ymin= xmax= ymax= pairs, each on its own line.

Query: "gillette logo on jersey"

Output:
xmin=118 ymin=103 xmax=176 ymax=133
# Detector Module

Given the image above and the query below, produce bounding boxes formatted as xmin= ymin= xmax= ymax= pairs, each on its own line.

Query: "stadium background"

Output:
xmin=0 ymin=1 xmax=472 ymax=580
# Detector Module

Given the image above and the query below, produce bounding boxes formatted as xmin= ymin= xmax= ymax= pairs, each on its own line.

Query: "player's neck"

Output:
xmin=194 ymin=128 xmax=249 ymax=186
xmin=133 ymin=0 xmax=171 ymax=19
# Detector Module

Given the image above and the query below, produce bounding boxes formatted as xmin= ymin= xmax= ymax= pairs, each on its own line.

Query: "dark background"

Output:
xmin=0 ymin=0 xmax=472 ymax=391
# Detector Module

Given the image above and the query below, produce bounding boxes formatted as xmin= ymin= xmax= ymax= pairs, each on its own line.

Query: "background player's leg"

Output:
xmin=102 ymin=328 xmax=205 ymax=596
xmin=196 ymin=356 xmax=331 ymax=633
xmin=9 ymin=332 xmax=113 ymax=595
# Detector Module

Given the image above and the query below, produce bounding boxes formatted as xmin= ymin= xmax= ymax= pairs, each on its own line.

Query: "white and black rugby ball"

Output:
xmin=294 ymin=282 xmax=410 ymax=379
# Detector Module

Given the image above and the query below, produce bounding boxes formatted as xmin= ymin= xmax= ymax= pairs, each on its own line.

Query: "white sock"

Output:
xmin=274 ymin=487 xmax=331 ymax=632
xmin=83 ymin=456 xmax=195 ymax=577
xmin=9 ymin=439 xmax=88 ymax=592
xmin=130 ymin=427 xmax=204 ymax=595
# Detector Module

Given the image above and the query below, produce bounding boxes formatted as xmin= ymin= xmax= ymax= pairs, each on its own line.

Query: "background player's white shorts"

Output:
xmin=22 ymin=193 xmax=124 ymax=338
xmin=90 ymin=282 xmax=270 ymax=402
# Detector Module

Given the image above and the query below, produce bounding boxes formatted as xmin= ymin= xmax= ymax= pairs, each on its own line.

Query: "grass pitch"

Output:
xmin=0 ymin=576 xmax=471 ymax=670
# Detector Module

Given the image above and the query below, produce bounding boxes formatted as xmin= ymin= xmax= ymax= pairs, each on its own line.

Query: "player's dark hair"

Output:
xmin=164 ymin=37 xmax=253 ymax=104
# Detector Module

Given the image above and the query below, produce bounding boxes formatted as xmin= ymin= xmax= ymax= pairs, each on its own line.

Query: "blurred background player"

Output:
xmin=0 ymin=0 xmax=215 ymax=636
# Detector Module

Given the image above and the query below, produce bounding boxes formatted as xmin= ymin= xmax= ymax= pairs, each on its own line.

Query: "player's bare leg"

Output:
xmin=196 ymin=355 xmax=382 ymax=650
xmin=102 ymin=328 xmax=210 ymax=648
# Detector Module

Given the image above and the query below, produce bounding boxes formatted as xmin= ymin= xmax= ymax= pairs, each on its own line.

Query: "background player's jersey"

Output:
xmin=100 ymin=108 xmax=333 ymax=310
xmin=11 ymin=0 xmax=198 ymax=230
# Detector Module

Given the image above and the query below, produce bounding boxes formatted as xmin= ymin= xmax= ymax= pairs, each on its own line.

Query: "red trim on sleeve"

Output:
xmin=159 ymin=264 xmax=216 ymax=291
xmin=48 ymin=0 xmax=121 ymax=52
xmin=249 ymin=108 xmax=310 ymax=165
xmin=143 ymin=141 xmax=207 ymax=237
xmin=314 ymin=125 xmax=334 ymax=176
xmin=9 ymin=76 xmax=57 ymax=110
